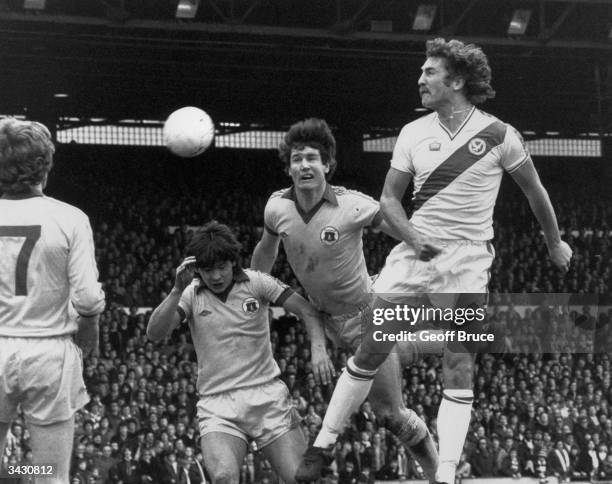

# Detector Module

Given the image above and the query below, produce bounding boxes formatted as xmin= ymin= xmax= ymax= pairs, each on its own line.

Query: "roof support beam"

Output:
xmin=440 ymin=0 xmax=479 ymax=37
xmin=539 ymin=2 xmax=577 ymax=42
xmin=0 ymin=11 xmax=610 ymax=52
xmin=239 ymin=0 xmax=262 ymax=24
xmin=206 ymin=0 xmax=230 ymax=23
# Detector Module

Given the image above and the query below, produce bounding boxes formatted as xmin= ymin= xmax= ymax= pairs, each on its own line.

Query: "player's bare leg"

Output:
xmin=262 ymin=426 xmax=308 ymax=484
xmin=296 ymin=297 xmax=437 ymax=482
xmin=312 ymin=301 xmax=395 ymax=438
xmin=201 ymin=432 xmax=248 ymax=484
xmin=435 ymin=348 xmax=475 ymax=484
xmin=27 ymin=416 xmax=75 ymax=484
xmin=369 ymin=352 xmax=438 ymax=480
xmin=396 ymin=331 xmax=445 ymax=368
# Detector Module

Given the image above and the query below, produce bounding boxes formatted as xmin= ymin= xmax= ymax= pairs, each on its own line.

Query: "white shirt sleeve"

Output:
xmin=348 ymin=191 xmax=381 ymax=228
xmin=69 ymin=213 xmax=105 ymax=316
xmin=390 ymin=125 xmax=416 ymax=175
xmin=250 ymin=270 xmax=289 ymax=304
xmin=263 ymin=198 xmax=280 ymax=236
xmin=178 ymin=283 xmax=195 ymax=322
xmin=501 ymin=124 xmax=530 ymax=173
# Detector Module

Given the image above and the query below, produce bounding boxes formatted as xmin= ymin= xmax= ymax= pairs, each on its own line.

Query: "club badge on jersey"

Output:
xmin=468 ymin=137 xmax=487 ymax=156
xmin=242 ymin=297 xmax=260 ymax=314
xmin=320 ymin=226 xmax=339 ymax=245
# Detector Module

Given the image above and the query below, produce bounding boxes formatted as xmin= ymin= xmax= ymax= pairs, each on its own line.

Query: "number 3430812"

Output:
xmin=2 ymin=464 xmax=56 ymax=477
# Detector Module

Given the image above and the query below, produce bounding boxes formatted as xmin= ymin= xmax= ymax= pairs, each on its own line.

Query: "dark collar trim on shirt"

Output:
xmin=281 ymin=184 xmax=338 ymax=224
xmin=234 ymin=267 xmax=249 ymax=282
xmin=210 ymin=281 xmax=234 ymax=303
xmin=281 ymin=184 xmax=338 ymax=206
xmin=1 ymin=192 xmax=44 ymax=200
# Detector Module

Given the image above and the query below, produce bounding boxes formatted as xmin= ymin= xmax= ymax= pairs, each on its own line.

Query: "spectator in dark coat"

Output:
xmin=547 ymin=440 xmax=571 ymax=482
xmin=499 ymin=449 xmax=523 ymax=478
xmin=90 ymin=445 xmax=117 ymax=484
xmin=376 ymin=458 xmax=400 ymax=480
xmin=575 ymin=439 xmax=599 ymax=479
xmin=160 ymin=450 xmax=181 ymax=484
xmin=471 ymin=438 xmax=496 ymax=477
xmin=135 ymin=449 xmax=159 ymax=484
xmin=108 ymin=448 xmax=138 ymax=484
xmin=338 ymin=460 xmax=357 ymax=484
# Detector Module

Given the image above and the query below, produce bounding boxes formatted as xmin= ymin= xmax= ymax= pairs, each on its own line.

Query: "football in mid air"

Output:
xmin=163 ymin=106 xmax=215 ymax=158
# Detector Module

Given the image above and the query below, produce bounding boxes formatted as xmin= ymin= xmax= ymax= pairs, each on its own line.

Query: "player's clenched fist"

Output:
xmin=311 ymin=347 xmax=336 ymax=386
xmin=411 ymin=234 xmax=442 ymax=262
xmin=174 ymin=256 xmax=197 ymax=291
xmin=549 ymin=240 xmax=572 ymax=273
xmin=404 ymin=221 xmax=442 ymax=262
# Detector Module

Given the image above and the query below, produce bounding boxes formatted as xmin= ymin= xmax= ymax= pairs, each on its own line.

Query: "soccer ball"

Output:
xmin=163 ymin=106 xmax=215 ymax=157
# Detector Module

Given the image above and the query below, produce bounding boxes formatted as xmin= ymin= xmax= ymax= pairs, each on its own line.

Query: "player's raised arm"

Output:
xmin=380 ymin=167 xmax=441 ymax=261
xmin=280 ymin=292 xmax=336 ymax=386
xmin=251 ymin=228 xmax=281 ymax=273
xmin=509 ymin=158 xmax=572 ymax=272
xmin=147 ymin=256 xmax=196 ymax=342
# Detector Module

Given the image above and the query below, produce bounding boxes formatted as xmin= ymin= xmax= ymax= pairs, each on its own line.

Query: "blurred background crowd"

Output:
xmin=1 ymin=149 xmax=611 ymax=484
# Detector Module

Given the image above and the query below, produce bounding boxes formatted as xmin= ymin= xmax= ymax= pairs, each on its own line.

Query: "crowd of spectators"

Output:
xmin=2 ymin=148 xmax=611 ymax=483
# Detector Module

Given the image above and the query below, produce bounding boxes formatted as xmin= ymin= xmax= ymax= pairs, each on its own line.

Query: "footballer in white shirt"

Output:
xmin=0 ymin=118 xmax=105 ymax=484
xmin=298 ymin=39 xmax=572 ymax=484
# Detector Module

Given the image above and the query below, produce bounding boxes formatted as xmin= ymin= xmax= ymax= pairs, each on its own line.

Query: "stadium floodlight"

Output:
xmin=508 ymin=9 xmax=532 ymax=35
xmin=23 ymin=0 xmax=45 ymax=10
xmin=176 ymin=0 xmax=200 ymax=19
xmin=412 ymin=4 xmax=437 ymax=31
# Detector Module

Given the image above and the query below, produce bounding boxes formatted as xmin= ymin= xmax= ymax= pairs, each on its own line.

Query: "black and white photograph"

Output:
xmin=0 ymin=2 xmax=610 ymax=484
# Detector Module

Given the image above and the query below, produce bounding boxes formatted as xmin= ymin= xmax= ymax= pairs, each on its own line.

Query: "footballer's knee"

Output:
xmin=368 ymin=397 xmax=395 ymax=424
xmin=443 ymin=351 xmax=474 ymax=388
xmin=353 ymin=349 xmax=386 ymax=371
xmin=210 ymin=469 xmax=240 ymax=484
xmin=396 ymin=339 xmax=428 ymax=367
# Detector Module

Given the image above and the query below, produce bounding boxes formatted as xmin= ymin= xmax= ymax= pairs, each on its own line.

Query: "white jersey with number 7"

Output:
xmin=0 ymin=195 xmax=105 ymax=337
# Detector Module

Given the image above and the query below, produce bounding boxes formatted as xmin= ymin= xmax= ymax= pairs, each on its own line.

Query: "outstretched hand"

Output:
xmin=174 ymin=256 xmax=197 ymax=291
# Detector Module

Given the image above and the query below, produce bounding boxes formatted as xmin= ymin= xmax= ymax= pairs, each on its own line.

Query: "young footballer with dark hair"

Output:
xmin=253 ymin=118 xmax=442 ymax=481
xmin=148 ymin=221 xmax=328 ymax=484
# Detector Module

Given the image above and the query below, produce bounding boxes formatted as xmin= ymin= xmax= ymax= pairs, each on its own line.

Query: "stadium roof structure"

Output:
xmin=0 ymin=0 xmax=610 ymax=138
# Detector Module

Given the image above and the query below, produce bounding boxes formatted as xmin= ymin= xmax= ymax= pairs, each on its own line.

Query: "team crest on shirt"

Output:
xmin=429 ymin=141 xmax=441 ymax=151
xmin=468 ymin=138 xmax=487 ymax=156
xmin=242 ymin=297 xmax=260 ymax=314
xmin=320 ymin=226 xmax=339 ymax=245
